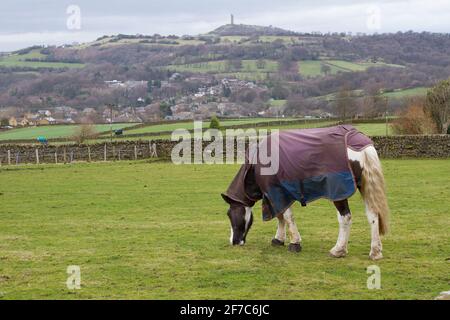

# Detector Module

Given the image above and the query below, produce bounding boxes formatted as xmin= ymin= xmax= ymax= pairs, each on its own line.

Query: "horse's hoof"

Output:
xmin=369 ymin=252 xmax=383 ymax=261
xmin=288 ymin=243 xmax=302 ymax=253
xmin=271 ymin=238 xmax=285 ymax=247
xmin=329 ymin=247 xmax=347 ymax=258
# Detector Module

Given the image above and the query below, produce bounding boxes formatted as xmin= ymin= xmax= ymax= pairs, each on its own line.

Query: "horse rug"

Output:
xmin=222 ymin=125 xmax=373 ymax=221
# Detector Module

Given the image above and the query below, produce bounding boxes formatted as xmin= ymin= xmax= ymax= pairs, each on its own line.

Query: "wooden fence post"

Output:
xmin=7 ymin=150 xmax=11 ymax=165
xmin=55 ymin=151 xmax=58 ymax=164
xmin=35 ymin=149 xmax=39 ymax=164
xmin=63 ymin=148 xmax=67 ymax=163
xmin=118 ymin=149 xmax=121 ymax=161
xmin=134 ymin=145 xmax=138 ymax=160
xmin=88 ymin=146 xmax=91 ymax=162
xmin=104 ymin=144 xmax=107 ymax=161
xmin=148 ymin=140 xmax=152 ymax=158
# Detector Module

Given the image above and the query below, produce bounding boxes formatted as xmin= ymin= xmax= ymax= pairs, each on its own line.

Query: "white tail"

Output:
xmin=360 ymin=147 xmax=389 ymax=235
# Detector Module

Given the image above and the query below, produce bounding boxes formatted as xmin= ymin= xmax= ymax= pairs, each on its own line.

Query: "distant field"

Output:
xmin=0 ymin=124 xmax=136 ymax=141
xmin=0 ymin=50 xmax=85 ymax=69
xmin=116 ymin=118 xmax=296 ymax=136
xmin=167 ymin=59 xmax=278 ymax=80
xmin=166 ymin=59 xmax=404 ymax=80
xmin=353 ymin=123 xmax=393 ymax=136
xmin=0 ymin=120 xmax=394 ymax=143
xmin=269 ymin=99 xmax=287 ymax=107
xmin=382 ymin=87 xmax=428 ymax=99
xmin=298 ymin=60 xmax=403 ymax=77
xmin=94 ymin=120 xmax=392 ymax=142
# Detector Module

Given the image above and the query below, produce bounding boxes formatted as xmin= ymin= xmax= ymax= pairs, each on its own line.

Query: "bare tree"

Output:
xmin=320 ymin=63 xmax=331 ymax=76
xmin=335 ymin=87 xmax=357 ymax=121
xmin=71 ymin=124 xmax=99 ymax=144
xmin=425 ymin=79 xmax=450 ymax=133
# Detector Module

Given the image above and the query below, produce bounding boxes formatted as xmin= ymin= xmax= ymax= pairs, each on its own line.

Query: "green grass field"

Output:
xmin=117 ymin=118 xmax=296 ymax=136
xmin=0 ymin=124 xmax=136 ymax=141
xmin=0 ymin=50 xmax=85 ymax=69
xmin=298 ymin=60 xmax=403 ymax=77
xmin=112 ymin=121 xmax=390 ymax=141
xmin=167 ymin=59 xmax=277 ymax=80
xmin=353 ymin=123 xmax=393 ymax=136
xmin=382 ymin=87 xmax=428 ymax=99
xmin=0 ymin=159 xmax=448 ymax=299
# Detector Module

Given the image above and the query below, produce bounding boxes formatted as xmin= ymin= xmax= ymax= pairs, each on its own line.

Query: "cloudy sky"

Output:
xmin=1 ymin=0 xmax=450 ymax=51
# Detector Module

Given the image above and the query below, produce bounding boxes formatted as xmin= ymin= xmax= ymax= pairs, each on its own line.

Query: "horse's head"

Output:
xmin=222 ymin=165 xmax=260 ymax=245
xmin=223 ymin=196 xmax=254 ymax=245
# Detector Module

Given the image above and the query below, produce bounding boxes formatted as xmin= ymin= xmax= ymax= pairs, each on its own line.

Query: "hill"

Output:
xmin=0 ymin=27 xmax=449 ymax=122
xmin=208 ymin=23 xmax=298 ymax=36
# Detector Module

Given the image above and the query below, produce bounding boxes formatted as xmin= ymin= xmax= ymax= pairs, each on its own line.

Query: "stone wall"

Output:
xmin=0 ymin=135 xmax=449 ymax=165
xmin=372 ymin=135 xmax=450 ymax=158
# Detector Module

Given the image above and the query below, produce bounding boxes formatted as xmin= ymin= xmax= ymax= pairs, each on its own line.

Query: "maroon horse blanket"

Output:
xmin=222 ymin=125 xmax=373 ymax=221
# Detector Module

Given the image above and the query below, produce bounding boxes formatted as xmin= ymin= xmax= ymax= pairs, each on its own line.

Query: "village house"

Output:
xmin=172 ymin=111 xmax=193 ymax=120
xmin=8 ymin=117 xmax=18 ymax=127
xmin=18 ymin=118 xmax=30 ymax=126
xmin=37 ymin=109 xmax=52 ymax=117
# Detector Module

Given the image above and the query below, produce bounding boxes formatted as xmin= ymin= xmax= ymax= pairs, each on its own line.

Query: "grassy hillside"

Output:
xmin=0 ymin=50 xmax=85 ymax=69
xmin=167 ymin=59 xmax=404 ymax=80
xmin=0 ymin=159 xmax=448 ymax=299
xmin=382 ymin=87 xmax=428 ymax=99
xmin=298 ymin=60 xmax=404 ymax=77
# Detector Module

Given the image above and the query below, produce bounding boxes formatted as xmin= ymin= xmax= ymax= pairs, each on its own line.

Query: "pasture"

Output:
xmin=116 ymin=118 xmax=296 ymax=136
xmin=298 ymin=60 xmax=404 ymax=77
xmin=0 ymin=159 xmax=448 ymax=299
xmin=166 ymin=59 xmax=277 ymax=81
xmin=0 ymin=50 xmax=85 ymax=69
xmin=0 ymin=123 xmax=136 ymax=141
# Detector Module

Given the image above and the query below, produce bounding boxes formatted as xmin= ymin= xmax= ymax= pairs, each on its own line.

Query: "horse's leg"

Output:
xmin=365 ymin=202 xmax=383 ymax=260
xmin=329 ymin=199 xmax=352 ymax=258
xmin=271 ymin=215 xmax=286 ymax=246
xmin=283 ymin=208 xmax=302 ymax=253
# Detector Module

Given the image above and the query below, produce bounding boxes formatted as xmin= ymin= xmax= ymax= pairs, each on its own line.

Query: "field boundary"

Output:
xmin=0 ymin=135 xmax=448 ymax=165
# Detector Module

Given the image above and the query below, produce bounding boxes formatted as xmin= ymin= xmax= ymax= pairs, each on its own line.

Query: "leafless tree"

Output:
xmin=425 ymin=79 xmax=450 ymax=133
xmin=71 ymin=124 xmax=99 ymax=144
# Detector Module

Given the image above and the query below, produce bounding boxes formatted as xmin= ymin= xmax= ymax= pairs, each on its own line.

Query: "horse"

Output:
xmin=221 ymin=125 xmax=389 ymax=260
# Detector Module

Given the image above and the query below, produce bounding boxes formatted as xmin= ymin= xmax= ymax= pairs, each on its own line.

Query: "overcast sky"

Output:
xmin=1 ymin=0 xmax=450 ymax=51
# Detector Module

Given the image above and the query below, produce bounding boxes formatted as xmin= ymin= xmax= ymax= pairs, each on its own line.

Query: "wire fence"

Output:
xmin=0 ymin=141 xmax=159 ymax=165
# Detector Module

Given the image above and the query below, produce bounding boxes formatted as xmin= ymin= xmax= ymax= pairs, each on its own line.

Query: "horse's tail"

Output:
xmin=360 ymin=146 xmax=390 ymax=235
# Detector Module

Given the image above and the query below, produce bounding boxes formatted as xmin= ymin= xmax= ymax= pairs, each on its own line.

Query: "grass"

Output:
xmin=0 ymin=124 xmax=137 ymax=141
xmin=352 ymin=123 xmax=393 ymax=136
xmin=298 ymin=60 xmax=403 ymax=77
xmin=269 ymin=99 xmax=287 ymax=107
xmin=382 ymin=87 xmax=428 ymax=99
xmin=166 ymin=58 xmax=403 ymax=80
xmin=90 ymin=120 xmax=387 ymax=142
xmin=167 ymin=59 xmax=278 ymax=81
xmin=0 ymin=50 xmax=85 ymax=69
xmin=0 ymin=159 xmax=448 ymax=299
xmin=117 ymin=118 xmax=296 ymax=136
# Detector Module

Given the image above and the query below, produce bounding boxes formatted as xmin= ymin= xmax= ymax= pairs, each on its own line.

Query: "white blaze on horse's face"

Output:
xmin=227 ymin=205 xmax=253 ymax=245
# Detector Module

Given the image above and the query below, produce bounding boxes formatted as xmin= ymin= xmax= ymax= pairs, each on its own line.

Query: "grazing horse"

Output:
xmin=222 ymin=125 xmax=389 ymax=260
